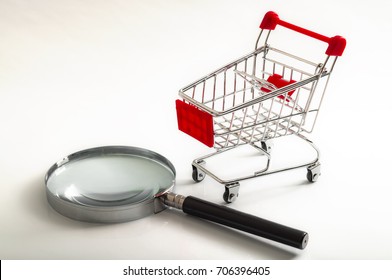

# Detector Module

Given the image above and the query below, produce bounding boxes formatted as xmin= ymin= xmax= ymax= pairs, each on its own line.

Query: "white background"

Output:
xmin=1 ymin=0 xmax=391 ymax=259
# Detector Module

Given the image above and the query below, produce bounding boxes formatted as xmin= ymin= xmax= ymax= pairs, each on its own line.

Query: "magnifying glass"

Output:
xmin=45 ymin=146 xmax=308 ymax=249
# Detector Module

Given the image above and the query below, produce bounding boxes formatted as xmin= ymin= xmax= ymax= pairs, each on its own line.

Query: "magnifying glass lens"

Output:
xmin=47 ymin=154 xmax=174 ymax=206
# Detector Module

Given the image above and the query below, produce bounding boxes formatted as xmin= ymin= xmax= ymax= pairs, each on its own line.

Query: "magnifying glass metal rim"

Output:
xmin=45 ymin=146 xmax=175 ymax=223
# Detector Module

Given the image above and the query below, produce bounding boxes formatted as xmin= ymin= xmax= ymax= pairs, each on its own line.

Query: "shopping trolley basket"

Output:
xmin=176 ymin=11 xmax=346 ymax=202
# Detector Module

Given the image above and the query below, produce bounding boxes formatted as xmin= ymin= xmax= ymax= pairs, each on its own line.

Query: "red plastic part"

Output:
xmin=325 ymin=35 xmax=346 ymax=57
xmin=261 ymin=74 xmax=296 ymax=101
xmin=176 ymin=99 xmax=214 ymax=147
xmin=259 ymin=11 xmax=346 ymax=56
xmin=259 ymin=11 xmax=280 ymax=30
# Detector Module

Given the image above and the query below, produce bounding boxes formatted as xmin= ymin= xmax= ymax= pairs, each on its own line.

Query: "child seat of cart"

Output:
xmin=260 ymin=73 xmax=296 ymax=101
xmin=233 ymin=70 xmax=297 ymax=104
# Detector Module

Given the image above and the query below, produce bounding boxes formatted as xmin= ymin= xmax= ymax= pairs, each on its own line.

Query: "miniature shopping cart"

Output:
xmin=176 ymin=11 xmax=346 ymax=202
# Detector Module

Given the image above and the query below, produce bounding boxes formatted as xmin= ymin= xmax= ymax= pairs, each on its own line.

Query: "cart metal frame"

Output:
xmin=176 ymin=11 xmax=346 ymax=202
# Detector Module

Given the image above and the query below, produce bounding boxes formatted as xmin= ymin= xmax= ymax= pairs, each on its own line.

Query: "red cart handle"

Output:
xmin=260 ymin=11 xmax=346 ymax=56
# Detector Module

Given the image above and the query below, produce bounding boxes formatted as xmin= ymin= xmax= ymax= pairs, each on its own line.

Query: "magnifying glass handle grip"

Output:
xmin=182 ymin=196 xmax=308 ymax=249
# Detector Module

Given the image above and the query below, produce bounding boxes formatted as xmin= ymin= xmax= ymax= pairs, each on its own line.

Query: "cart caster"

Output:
xmin=261 ymin=140 xmax=273 ymax=154
xmin=307 ymin=163 xmax=321 ymax=182
xmin=223 ymin=182 xmax=240 ymax=203
xmin=192 ymin=162 xmax=206 ymax=183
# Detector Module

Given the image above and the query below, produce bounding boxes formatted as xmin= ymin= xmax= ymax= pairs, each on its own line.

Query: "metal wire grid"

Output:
xmin=179 ymin=46 xmax=327 ymax=150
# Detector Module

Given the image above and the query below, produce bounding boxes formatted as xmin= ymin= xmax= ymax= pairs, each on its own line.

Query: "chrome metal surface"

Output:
xmin=45 ymin=146 xmax=176 ymax=223
xmin=161 ymin=192 xmax=186 ymax=210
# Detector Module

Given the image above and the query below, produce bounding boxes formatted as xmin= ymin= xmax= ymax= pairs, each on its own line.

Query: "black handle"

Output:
xmin=182 ymin=196 xmax=308 ymax=249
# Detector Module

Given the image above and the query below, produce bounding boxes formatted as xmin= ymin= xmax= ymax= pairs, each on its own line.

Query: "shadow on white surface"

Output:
xmin=18 ymin=175 xmax=300 ymax=259
xmin=161 ymin=209 xmax=300 ymax=260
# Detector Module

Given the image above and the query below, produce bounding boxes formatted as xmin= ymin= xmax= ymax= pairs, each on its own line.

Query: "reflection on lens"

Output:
xmin=47 ymin=154 xmax=175 ymax=207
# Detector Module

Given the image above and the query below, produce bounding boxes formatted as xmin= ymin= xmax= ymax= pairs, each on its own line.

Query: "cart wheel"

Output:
xmin=261 ymin=140 xmax=272 ymax=153
xmin=307 ymin=164 xmax=321 ymax=182
xmin=192 ymin=165 xmax=205 ymax=183
xmin=223 ymin=183 xmax=240 ymax=203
